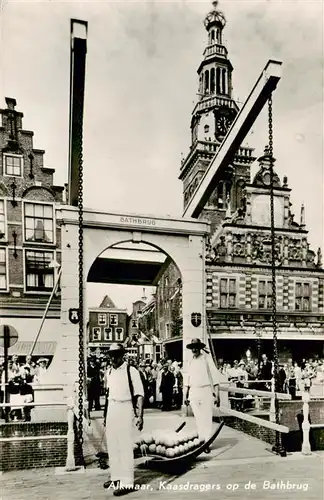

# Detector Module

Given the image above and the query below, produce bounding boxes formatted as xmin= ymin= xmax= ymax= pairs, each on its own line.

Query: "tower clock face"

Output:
xmin=216 ymin=115 xmax=231 ymax=135
xmin=215 ymin=108 xmax=236 ymax=139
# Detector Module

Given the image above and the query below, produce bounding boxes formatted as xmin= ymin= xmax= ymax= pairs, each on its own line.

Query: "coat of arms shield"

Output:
xmin=191 ymin=312 xmax=202 ymax=328
xmin=69 ymin=308 xmax=80 ymax=324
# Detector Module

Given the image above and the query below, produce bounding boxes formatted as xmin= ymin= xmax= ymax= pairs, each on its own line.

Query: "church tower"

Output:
xmin=179 ymin=1 xmax=255 ymax=233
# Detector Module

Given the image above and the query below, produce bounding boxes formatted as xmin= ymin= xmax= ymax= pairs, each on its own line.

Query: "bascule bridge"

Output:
xmin=52 ymin=1 xmax=285 ymax=394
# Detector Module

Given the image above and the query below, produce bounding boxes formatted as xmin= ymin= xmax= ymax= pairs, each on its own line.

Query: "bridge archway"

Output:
xmin=54 ymin=206 xmax=209 ymax=389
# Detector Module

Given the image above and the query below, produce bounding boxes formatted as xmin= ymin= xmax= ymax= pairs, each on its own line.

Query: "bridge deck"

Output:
xmin=1 ymin=410 xmax=322 ymax=500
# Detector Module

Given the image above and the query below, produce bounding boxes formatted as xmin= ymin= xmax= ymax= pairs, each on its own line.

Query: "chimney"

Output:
xmin=1 ymin=97 xmax=23 ymax=132
xmin=5 ymin=97 xmax=16 ymax=110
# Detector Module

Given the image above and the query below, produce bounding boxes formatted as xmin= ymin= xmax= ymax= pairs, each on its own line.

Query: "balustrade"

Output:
xmin=204 ymin=44 xmax=227 ymax=57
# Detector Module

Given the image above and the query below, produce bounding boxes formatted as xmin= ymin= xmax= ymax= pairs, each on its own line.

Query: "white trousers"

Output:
xmin=106 ymin=400 xmax=134 ymax=487
xmin=190 ymin=386 xmax=214 ymax=442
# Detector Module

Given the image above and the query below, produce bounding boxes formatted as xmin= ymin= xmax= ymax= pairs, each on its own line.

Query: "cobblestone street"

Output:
xmin=1 ymin=447 xmax=322 ymax=500
xmin=1 ymin=414 xmax=323 ymax=500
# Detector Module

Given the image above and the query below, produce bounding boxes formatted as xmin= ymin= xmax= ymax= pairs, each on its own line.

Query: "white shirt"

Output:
xmin=106 ymin=362 xmax=144 ymax=401
xmin=185 ymin=354 xmax=220 ymax=389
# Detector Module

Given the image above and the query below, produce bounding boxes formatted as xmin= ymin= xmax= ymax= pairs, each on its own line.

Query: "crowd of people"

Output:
xmin=218 ymin=354 xmax=324 ymax=409
xmin=85 ymin=351 xmax=324 ymax=417
xmin=0 ymin=355 xmax=50 ymax=421
xmin=86 ymin=352 xmax=184 ymax=415
xmin=2 ymin=350 xmax=323 ymax=422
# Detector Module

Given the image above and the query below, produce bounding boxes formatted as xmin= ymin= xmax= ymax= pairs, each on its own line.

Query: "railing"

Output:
xmin=186 ymin=141 xmax=254 ymax=159
xmin=203 ymin=44 xmax=227 ymax=58
xmin=219 ymin=383 xmax=291 ymax=436
xmin=193 ymin=95 xmax=236 ymax=115
xmin=219 ymin=380 xmax=322 ymax=456
xmin=0 ymin=396 xmax=81 ymax=472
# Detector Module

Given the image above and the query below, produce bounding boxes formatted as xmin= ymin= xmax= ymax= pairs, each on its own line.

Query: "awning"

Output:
xmin=4 ymin=341 xmax=57 ymax=356
xmin=163 ymin=337 xmax=182 ymax=345
xmin=209 ymin=331 xmax=324 ymax=341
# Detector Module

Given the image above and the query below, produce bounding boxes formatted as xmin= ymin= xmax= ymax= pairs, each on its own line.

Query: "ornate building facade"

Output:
xmin=158 ymin=2 xmax=324 ymax=362
xmin=206 ymin=148 xmax=324 ymax=361
xmin=0 ymin=97 xmax=64 ymax=358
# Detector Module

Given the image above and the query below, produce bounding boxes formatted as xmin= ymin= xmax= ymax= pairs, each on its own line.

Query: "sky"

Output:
xmin=0 ymin=0 xmax=323 ymax=312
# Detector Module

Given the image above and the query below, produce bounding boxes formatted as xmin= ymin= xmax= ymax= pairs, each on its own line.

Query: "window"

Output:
xmin=222 ymin=68 xmax=227 ymax=95
xmin=4 ymin=154 xmax=23 ymax=177
xmin=0 ymin=248 xmax=7 ymax=290
xmin=210 ymin=68 xmax=215 ymax=93
xmin=216 ymin=67 xmax=221 ymax=94
xmin=115 ymin=327 xmax=124 ymax=341
xmin=24 ymin=203 xmax=54 ymax=243
xmin=131 ymin=319 xmax=138 ymax=328
xmin=109 ymin=313 xmax=118 ymax=326
xmin=295 ymin=282 xmax=311 ymax=311
xmin=220 ymin=278 xmax=237 ymax=308
xmin=104 ymin=328 xmax=113 ymax=341
xmin=204 ymin=70 xmax=209 ymax=92
xmin=0 ymin=200 xmax=5 ymax=238
xmin=98 ymin=313 xmax=107 ymax=326
xmin=216 ymin=181 xmax=224 ymax=208
xmin=258 ymin=280 xmax=273 ymax=309
xmin=155 ymin=344 xmax=161 ymax=362
xmin=92 ymin=327 xmax=101 ymax=341
xmin=25 ymin=250 xmax=54 ymax=291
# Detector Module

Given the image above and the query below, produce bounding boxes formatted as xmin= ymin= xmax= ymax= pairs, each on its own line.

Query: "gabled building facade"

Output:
xmin=0 ymin=97 xmax=64 ymax=359
xmin=206 ymin=148 xmax=324 ymax=362
xmin=88 ymin=295 xmax=128 ymax=352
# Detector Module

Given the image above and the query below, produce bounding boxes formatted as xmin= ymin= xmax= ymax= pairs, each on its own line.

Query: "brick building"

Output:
xmin=0 ymin=97 xmax=64 ymax=359
xmin=88 ymin=295 xmax=128 ymax=353
xmin=156 ymin=2 xmax=324 ymax=362
xmin=155 ymin=264 xmax=182 ymax=360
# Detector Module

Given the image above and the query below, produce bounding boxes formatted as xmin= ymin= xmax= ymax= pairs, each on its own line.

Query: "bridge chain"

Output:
xmin=268 ymin=94 xmax=286 ymax=457
xmin=74 ymin=81 xmax=85 ymax=457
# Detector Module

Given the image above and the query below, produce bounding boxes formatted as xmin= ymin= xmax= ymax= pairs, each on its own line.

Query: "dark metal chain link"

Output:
xmin=76 ymin=94 xmax=85 ymax=449
xmin=268 ymin=95 xmax=285 ymax=455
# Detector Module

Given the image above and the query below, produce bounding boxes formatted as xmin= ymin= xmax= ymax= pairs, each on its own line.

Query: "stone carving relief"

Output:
xmin=206 ymin=235 xmax=227 ymax=264
xmin=232 ymin=234 xmax=246 ymax=257
xmin=307 ymin=249 xmax=316 ymax=266
xmin=214 ymin=235 xmax=227 ymax=262
xmin=250 ymin=234 xmax=283 ymax=265
xmin=288 ymin=238 xmax=303 ymax=261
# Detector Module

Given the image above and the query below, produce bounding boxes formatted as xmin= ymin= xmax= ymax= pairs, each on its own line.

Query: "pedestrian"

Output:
xmin=184 ymin=338 xmax=220 ymax=453
xmin=155 ymin=362 xmax=163 ymax=408
xmin=173 ymin=366 xmax=183 ymax=410
xmin=103 ymin=343 xmax=144 ymax=496
xmin=258 ymin=354 xmax=272 ymax=390
xmin=34 ymin=358 xmax=48 ymax=384
xmin=286 ymin=358 xmax=296 ymax=399
xmin=87 ymin=353 xmax=101 ymax=413
xmin=278 ymin=364 xmax=286 ymax=394
xmin=159 ymin=364 xmax=175 ymax=411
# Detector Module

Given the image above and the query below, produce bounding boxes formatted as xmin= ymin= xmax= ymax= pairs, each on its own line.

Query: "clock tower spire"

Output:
xmin=179 ymin=1 xmax=255 ymax=233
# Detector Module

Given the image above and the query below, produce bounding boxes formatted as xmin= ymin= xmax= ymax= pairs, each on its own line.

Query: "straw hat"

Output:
xmin=186 ymin=338 xmax=206 ymax=350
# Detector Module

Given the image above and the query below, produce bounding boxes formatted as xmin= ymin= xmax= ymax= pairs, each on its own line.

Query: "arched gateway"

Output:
xmin=54 ymin=206 xmax=209 ymax=390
